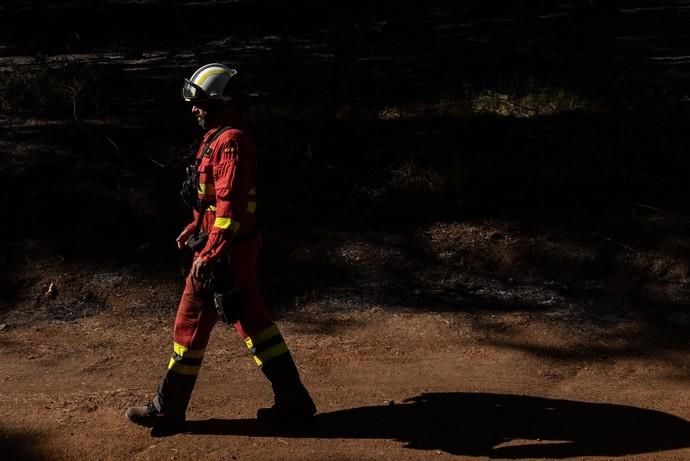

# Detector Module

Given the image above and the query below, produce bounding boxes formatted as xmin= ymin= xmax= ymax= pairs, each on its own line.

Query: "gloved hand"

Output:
xmin=191 ymin=256 xmax=211 ymax=281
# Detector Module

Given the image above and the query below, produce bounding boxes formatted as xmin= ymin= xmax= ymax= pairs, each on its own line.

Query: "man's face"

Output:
xmin=192 ymin=101 xmax=219 ymax=130
xmin=191 ymin=101 xmax=214 ymax=129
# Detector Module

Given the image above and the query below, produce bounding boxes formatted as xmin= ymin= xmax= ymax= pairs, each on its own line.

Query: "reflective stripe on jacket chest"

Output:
xmin=197 ymin=158 xmax=215 ymax=201
xmin=195 ymin=141 xmax=257 ymax=214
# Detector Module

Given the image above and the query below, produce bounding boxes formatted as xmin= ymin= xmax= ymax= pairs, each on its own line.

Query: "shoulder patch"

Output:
xmin=223 ymin=139 xmax=239 ymax=156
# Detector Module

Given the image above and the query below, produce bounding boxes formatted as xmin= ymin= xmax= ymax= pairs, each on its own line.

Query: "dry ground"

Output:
xmin=1 ymin=298 xmax=689 ymax=460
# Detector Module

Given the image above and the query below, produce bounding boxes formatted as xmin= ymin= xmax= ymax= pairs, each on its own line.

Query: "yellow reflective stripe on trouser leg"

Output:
xmin=244 ymin=324 xmax=280 ymax=349
xmin=243 ymin=324 xmax=289 ymax=366
xmin=214 ymin=217 xmax=240 ymax=232
xmin=168 ymin=342 xmax=205 ymax=375
xmin=252 ymin=343 xmax=289 ymax=367
xmin=168 ymin=359 xmax=202 ymax=375
xmin=173 ymin=342 xmax=205 ymax=359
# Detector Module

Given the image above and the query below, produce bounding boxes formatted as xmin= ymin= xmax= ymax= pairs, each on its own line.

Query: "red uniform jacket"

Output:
xmin=185 ymin=125 xmax=257 ymax=263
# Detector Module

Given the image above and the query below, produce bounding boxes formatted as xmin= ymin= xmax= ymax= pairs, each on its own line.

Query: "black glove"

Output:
xmin=203 ymin=258 xmax=245 ymax=323
xmin=185 ymin=232 xmax=208 ymax=252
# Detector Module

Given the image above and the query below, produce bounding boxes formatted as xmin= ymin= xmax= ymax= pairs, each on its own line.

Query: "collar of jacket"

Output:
xmin=202 ymin=125 xmax=233 ymax=144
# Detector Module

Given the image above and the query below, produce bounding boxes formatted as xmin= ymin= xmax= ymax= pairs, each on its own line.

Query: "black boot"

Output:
xmin=125 ymin=402 xmax=185 ymax=434
xmin=153 ymin=369 xmax=198 ymax=420
xmin=257 ymin=352 xmax=316 ymax=422
xmin=126 ymin=368 xmax=198 ymax=435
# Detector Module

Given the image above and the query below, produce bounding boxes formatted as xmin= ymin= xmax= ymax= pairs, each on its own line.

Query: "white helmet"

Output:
xmin=182 ymin=63 xmax=238 ymax=102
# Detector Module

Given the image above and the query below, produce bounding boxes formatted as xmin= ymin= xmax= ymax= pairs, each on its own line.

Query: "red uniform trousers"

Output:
xmin=153 ymin=232 xmax=298 ymax=417
xmin=175 ymin=232 xmax=272 ymax=351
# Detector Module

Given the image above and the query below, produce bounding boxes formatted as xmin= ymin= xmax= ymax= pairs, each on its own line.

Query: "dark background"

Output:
xmin=1 ymin=0 xmax=689 ymax=331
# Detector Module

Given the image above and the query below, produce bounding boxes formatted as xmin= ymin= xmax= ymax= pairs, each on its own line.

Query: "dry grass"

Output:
xmin=472 ymin=87 xmax=589 ymax=118
xmin=0 ymin=63 xmax=111 ymax=119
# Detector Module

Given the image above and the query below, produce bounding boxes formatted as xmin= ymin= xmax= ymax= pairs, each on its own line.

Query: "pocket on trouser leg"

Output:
xmin=214 ymin=288 xmax=245 ymax=324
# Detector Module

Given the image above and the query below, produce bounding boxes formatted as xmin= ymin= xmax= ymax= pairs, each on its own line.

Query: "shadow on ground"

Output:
xmin=185 ymin=392 xmax=690 ymax=458
xmin=0 ymin=429 xmax=46 ymax=461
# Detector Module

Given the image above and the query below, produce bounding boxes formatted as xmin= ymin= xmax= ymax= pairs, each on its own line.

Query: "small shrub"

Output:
xmin=473 ymin=88 xmax=588 ymax=117
xmin=470 ymin=74 xmax=590 ymax=117
xmin=0 ymin=63 xmax=109 ymax=119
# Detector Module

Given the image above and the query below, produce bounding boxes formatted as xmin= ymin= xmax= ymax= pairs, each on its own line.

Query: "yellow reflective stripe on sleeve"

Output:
xmin=168 ymin=358 xmax=201 ymax=375
xmin=173 ymin=342 xmax=205 ymax=359
xmin=253 ymin=343 xmax=290 ymax=367
xmin=244 ymin=324 xmax=281 ymax=350
xmin=208 ymin=205 xmax=217 ymax=211
xmin=213 ymin=217 xmax=240 ymax=232
xmin=247 ymin=202 xmax=256 ymax=213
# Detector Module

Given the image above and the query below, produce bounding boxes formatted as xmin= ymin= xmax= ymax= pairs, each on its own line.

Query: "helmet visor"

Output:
xmin=182 ymin=79 xmax=208 ymax=101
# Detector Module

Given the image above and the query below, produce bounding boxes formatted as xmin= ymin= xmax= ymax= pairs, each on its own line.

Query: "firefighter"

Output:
xmin=126 ymin=63 xmax=316 ymax=432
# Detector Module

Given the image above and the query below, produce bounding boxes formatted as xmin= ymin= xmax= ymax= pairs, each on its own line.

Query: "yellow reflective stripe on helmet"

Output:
xmin=194 ymin=68 xmax=231 ymax=86
xmin=247 ymin=202 xmax=256 ymax=213
xmin=214 ymin=217 xmax=240 ymax=232
xmin=252 ymin=343 xmax=289 ymax=367
xmin=168 ymin=358 xmax=201 ymax=375
xmin=244 ymin=324 xmax=281 ymax=350
xmin=173 ymin=342 xmax=205 ymax=359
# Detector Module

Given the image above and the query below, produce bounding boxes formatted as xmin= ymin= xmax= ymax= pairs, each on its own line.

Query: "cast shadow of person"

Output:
xmin=185 ymin=392 xmax=690 ymax=458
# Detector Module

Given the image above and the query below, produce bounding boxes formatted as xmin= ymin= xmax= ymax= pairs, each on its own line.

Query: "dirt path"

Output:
xmin=1 ymin=308 xmax=688 ymax=461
